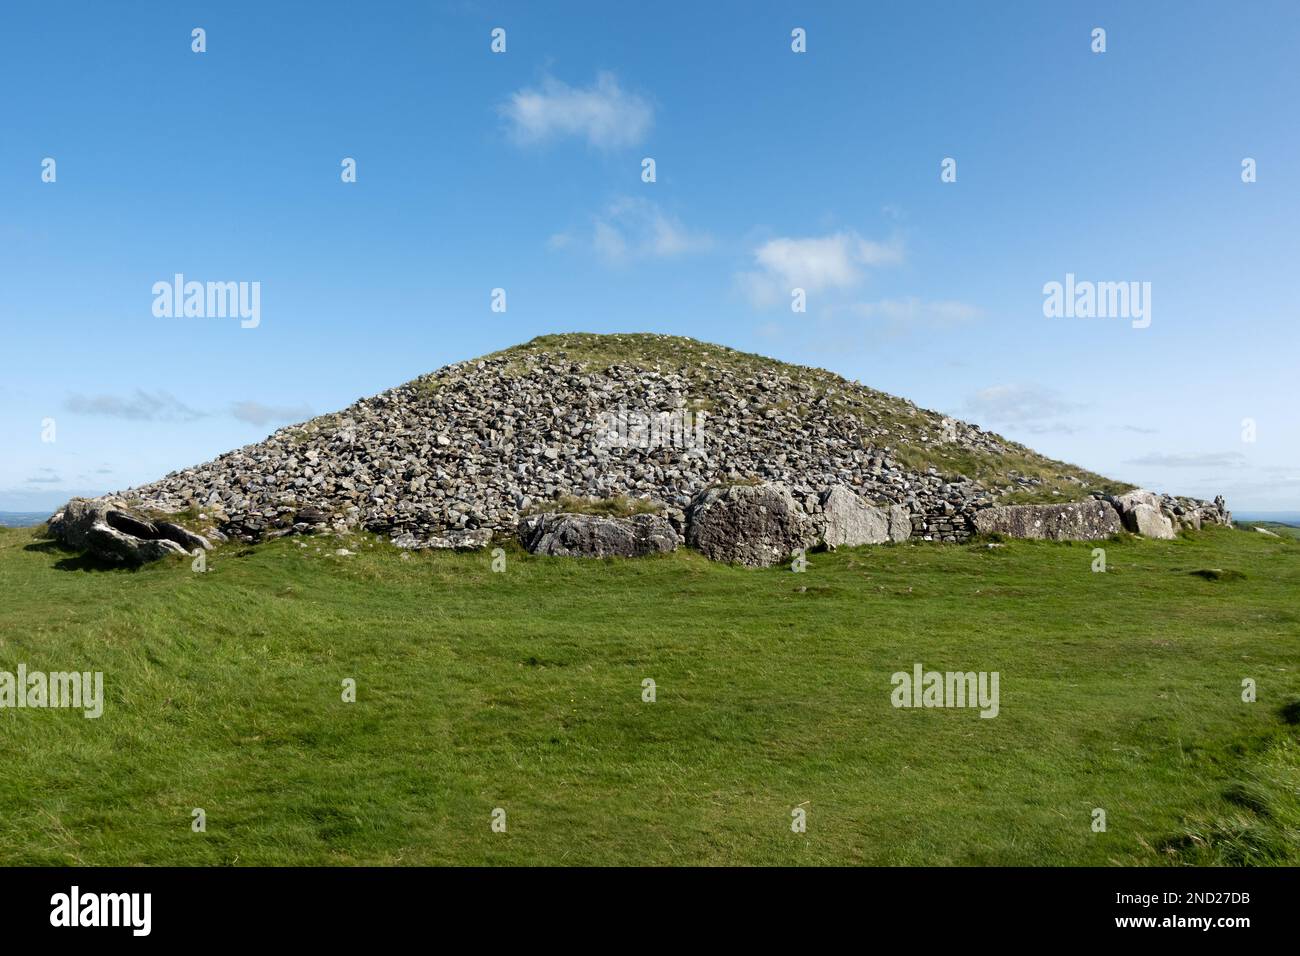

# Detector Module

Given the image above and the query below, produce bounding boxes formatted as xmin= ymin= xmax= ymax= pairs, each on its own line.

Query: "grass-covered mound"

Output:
xmin=0 ymin=523 xmax=1296 ymax=865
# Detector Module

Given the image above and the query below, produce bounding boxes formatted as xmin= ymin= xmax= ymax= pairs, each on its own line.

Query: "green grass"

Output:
xmin=1 ymin=524 xmax=1297 ymax=866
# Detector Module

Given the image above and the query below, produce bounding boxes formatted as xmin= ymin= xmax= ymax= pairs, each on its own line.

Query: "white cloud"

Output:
xmin=737 ymin=231 xmax=903 ymax=308
xmin=500 ymin=73 xmax=653 ymax=149
xmin=558 ymin=198 xmax=712 ymax=264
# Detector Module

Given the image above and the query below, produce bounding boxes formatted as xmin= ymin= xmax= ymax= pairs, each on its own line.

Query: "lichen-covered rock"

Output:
xmin=972 ymin=501 xmax=1122 ymax=540
xmin=518 ymin=513 xmax=678 ymax=558
xmin=820 ymin=486 xmax=889 ymax=548
xmin=686 ymin=483 xmax=820 ymax=567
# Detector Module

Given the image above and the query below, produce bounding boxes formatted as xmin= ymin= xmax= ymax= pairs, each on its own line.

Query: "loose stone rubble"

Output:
xmin=45 ymin=336 xmax=1232 ymax=566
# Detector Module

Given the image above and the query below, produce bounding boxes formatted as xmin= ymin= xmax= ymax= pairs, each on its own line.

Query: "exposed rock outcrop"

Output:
xmin=47 ymin=498 xmax=206 ymax=566
xmin=518 ymin=512 xmax=678 ymax=558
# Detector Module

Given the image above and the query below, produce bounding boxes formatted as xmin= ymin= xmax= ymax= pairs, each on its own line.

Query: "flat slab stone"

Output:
xmin=972 ymin=501 xmax=1122 ymax=540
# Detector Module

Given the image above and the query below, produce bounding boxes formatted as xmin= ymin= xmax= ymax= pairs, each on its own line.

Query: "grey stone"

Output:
xmin=106 ymin=509 xmax=158 ymax=540
xmin=1130 ymin=503 xmax=1176 ymax=540
xmin=888 ymin=504 xmax=912 ymax=543
xmin=85 ymin=523 xmax=187 ymax=565
xmin=47 ymin=498 xmax=113 ymax=550
xmin=393 ymin=528 xmax=493 ymax=551
xmin=686 ymin=483 xmax=819 ymax=567
xmin=1107 ymin=489 xmax=1178 ymax=539
xmin=820 ymin=485 xmax=889 ymax=548
xmin=155 ymin=521 xmax=211 ymax=552
xmin=48 ymin=496 xmax=207 ymax=564
xmin=518 ymin=512 xmax=678 ymax=558
xmin=972 ymin=501 xmax=1122 ymax=540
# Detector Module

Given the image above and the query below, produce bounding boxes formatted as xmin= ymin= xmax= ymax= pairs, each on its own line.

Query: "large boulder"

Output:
xmin=48 ymin=497 xmax=207 ymax=566
xmin=1130 ymin=504 xmax=1176 ymax=540
xmin=1108 ymin=489 xmax=1176 ymax=539
xmin=86 ymin=523 xmax=188 ymax=564
xmin=820 ymin=486 xmax=889 ymax=548
xmin=972 ymin=501 xmax=1122 ymax=540
xmin=46 ymin=497 xmax=110 ymax=550
xmin=518 ymin=512 xmax=678 ymax=558
xmin=686 ymin=483 xmax=820 ymax=567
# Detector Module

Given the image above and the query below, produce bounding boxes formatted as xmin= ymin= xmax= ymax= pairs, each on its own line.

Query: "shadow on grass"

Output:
xmin=23 ymin=539 xmax=132 ymax=572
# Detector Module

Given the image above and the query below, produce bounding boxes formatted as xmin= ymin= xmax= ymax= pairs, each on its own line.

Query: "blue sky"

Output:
xmin=2 ymin=0 xmax=1297 ymax=513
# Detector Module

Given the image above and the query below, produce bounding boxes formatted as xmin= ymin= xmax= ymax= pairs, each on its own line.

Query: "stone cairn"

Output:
xmin=43 ymin=340 xmax=1231 ymax=567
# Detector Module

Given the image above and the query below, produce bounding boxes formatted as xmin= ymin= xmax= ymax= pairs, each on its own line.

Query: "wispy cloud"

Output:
xmin=230 ymin=400 xmax=313 ymax=426
xmin=25 ymin=468 xmax=61 ymax=484
xmin=64 ymin=391 xmax=309 ymax=426
xmin=65 ymin=390 xmax=206 ymax=422
xmin=1123 ymin=451 xmax=1247 ymax=468
xmin=551 ymin=198 xmax=712 ymax=264
xmin=737 ymin=230 xmax=903 ymax=308
xmin=965 ymin=384 xmax=1080 ymax=433
xmin=500 ymin=72 xmax=653 ymax=149
xmin=966 ymin=384 xmax=1077 ymax=422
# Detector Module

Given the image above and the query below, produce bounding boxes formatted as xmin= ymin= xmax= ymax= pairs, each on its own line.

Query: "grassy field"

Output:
xmin=1 ymin=522 xmax=1297 ymax=866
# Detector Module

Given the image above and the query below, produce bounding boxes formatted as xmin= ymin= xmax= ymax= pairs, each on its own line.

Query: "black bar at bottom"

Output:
xmin=0 ymin=866 xmax=1283 ymax=941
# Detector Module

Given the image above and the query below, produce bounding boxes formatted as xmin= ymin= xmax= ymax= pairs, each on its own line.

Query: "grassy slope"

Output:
xmin=1 ymin=524 xmax=1297 ymax=866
